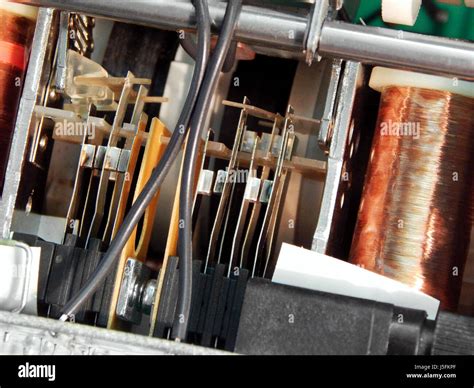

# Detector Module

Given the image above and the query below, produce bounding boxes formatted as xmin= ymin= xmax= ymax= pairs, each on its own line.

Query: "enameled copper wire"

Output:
xmin=350 ymin=86 xmax=474 ymax=311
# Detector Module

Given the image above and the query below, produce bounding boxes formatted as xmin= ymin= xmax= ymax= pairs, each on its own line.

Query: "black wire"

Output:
xmin=423 ymin=0 xmax=444 ymax=22
xmin=364 ymin=8 xmax=381 ymax=24
xmin=174 ymin=0 xmax=242 ymax=341
xmin=59 ymin=0 xmax=211 ymax=321
xmin=180 ymin=36 xmax=199 ymax=60
xmin=180 ymin=35 xmax=237 ymax=73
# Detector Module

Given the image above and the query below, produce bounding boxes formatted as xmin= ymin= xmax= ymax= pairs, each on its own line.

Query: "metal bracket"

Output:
xmin=55 ymin=11 xmax=70 ymax=91
xmin=305 ymin=0 xmax=330 ymax=65
xmin=318 ymin=59 xmax=343 ymax=152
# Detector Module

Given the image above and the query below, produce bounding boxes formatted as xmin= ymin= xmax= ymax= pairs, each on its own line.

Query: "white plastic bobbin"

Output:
xmin=0 ymin=0 xmax=38 ymax=21
xmin=382 ymin=0 xmax=422 ymax=26
xmin=369 ymin=67 xmax=474 ymax=99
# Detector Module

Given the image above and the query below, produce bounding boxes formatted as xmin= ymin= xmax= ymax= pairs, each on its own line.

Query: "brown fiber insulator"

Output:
xmin=0 ymin=9 xmax=35 ymax=194
xmin=350 ymin=86 xmax=474 ymax=311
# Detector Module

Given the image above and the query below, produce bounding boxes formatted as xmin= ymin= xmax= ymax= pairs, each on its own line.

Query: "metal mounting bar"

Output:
xmin=10 ymin=0 xmax=307 ymax=52
xmin=319 ymin=21 xmax=474 ymax=80
xmin=9 ymin=0 xmax=474 ymax=79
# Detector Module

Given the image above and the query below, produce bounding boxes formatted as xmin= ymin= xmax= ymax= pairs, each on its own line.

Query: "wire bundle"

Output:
xmin=176 ymin=0 xmax=242 ymax=341
xmin=61 ymin=0 xmax=242 ymax=342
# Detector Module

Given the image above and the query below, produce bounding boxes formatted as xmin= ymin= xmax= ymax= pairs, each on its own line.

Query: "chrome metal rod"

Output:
xmin=319 ymin=21 xmax=474 ymax=80
xmin=9 ymin=0 xmax=474 ymax=79
xmin=9 ymin=0 xmax=308 ymax=52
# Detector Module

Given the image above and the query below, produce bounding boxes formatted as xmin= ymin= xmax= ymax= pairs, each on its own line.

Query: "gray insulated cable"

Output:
xmin=174 ymin=0 xmax=242 ymax=341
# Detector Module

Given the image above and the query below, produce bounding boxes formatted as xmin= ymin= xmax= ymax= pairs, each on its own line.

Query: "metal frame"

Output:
xmin=0 ymin=311 xmax=228 ymax=355
xmin=0 ymin=8 xmax=56 ymax=239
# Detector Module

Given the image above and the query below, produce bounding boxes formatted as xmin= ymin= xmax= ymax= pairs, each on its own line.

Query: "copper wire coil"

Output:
xmin=0 ymin=9 xmax=35 ymax=194
xmin=350 ymin=86 xmax=474 ymax=311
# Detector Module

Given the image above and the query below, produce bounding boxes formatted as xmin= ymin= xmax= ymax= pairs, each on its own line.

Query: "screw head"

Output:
xmin=141 ymin=279 xmax=157 ymax=315
xmin=39 ymin=135 xmax=48 ymax=151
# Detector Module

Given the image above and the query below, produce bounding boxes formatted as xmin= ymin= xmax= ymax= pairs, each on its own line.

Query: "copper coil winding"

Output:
xmin=350 ymin=86 xmax=474 ymax=311
xmin=0 ymin=9 xmax=35 ymax=194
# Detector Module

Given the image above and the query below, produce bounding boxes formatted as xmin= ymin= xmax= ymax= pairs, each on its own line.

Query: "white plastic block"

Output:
xmin=382 ymin=0 xmax=422 ymax=26
xmin=370 ymin=66 xmax=474 ymax=98
xmin=273 ymin=243 xmax=440 ymax=320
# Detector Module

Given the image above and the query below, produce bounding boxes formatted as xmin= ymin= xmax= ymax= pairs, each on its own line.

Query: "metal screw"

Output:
xmin=116 ymin=258 xmax=156 ymax=324
xmin=140 ymin=279 xmax=157 ymax=315
xmin=39 ymin=135 xmax=48 ymax=152
xmin=127 ymin=278 xmax=156 ymax=317
xmin=49 ymin=89 xmax=59 ymax=102
xmin=25 ymin=196 xmax=33 ymax=214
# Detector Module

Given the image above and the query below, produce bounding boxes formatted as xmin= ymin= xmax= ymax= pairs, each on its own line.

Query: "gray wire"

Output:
xmin=174 ymin=0 xmax=242 ymax=341
xmin=180 ymin=35 xmax=237 ymax=73
xmin=59 ymin=0 xmax=211 ymax=321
